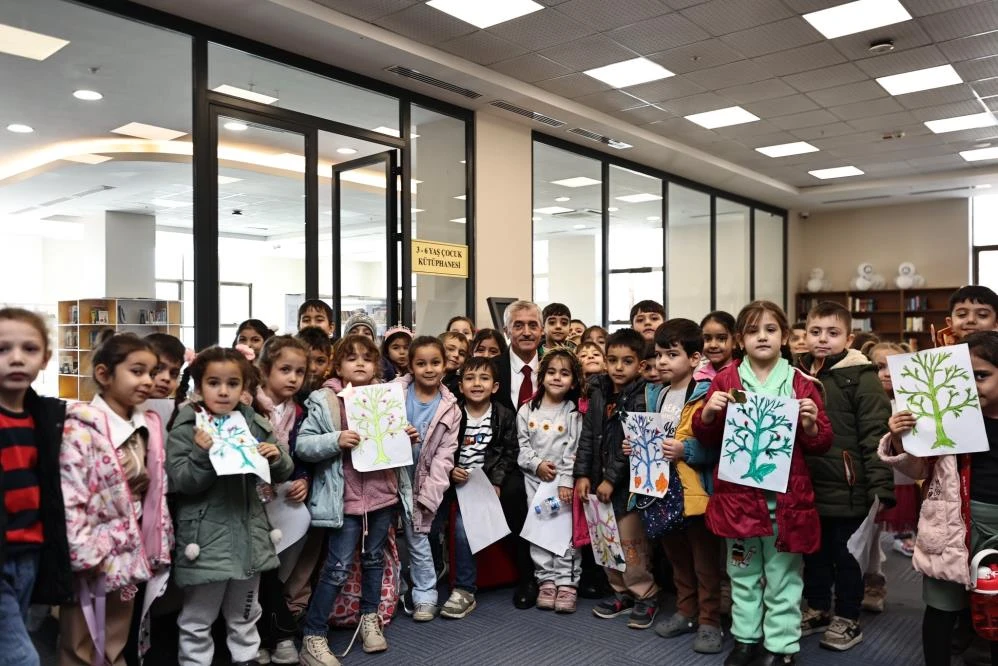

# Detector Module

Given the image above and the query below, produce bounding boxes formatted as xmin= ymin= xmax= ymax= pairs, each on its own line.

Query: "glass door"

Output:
xmin=332 ymin=151 xmax=399 ymax=337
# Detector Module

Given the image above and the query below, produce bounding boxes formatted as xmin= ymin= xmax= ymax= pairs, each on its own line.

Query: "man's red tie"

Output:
xmin=517 ymin=365 xmax=533 ymax=406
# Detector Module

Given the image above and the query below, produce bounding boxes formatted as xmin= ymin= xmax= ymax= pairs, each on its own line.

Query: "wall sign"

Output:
xmin=411 ymin=239 xmax=468 ymax=278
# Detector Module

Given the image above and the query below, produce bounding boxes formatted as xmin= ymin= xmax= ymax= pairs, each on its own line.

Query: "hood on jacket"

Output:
xmin=829 ymin=348 xmax=873 ymax=371
xmin=65 ymin=401 xmax=111 ymax=436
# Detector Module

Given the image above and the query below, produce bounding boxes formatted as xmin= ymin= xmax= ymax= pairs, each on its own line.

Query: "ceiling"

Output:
xmin=129 ymin=0 xmax=998 ymax=210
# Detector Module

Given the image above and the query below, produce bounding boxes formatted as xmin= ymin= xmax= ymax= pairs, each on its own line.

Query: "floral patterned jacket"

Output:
xmin=60 ymin=402 xmax=173 ymax=593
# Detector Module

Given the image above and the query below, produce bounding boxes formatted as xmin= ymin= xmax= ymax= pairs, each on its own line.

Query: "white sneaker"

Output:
xmin=413 ymin=602 xmax=437 ymax=622
xmin=255 ymin=647 xmax=271 ymax=664
xmin=270 ymin=638 xmax=298 ymax=664
xmin=360 ymin=613 xmax=388 ymax=653
xmin=300 ymin=635 xmax=341 ymax=666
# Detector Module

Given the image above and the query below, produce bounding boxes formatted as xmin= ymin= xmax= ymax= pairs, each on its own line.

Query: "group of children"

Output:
xmin=3 ymin=286 xmax=998 ymax=666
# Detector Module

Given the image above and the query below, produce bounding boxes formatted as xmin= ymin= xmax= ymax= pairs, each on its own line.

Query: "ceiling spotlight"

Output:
xmin=336 ymin=147 xmax=358 ymax=155
xmin=6 ymin=123 xmax=33 ymax=133
xmin=554 ymin=197 xmax=570 ymax=202
xmin=223 ymin=121 xmax=248 ymax=131
xmin=73 ymin=89 xmax=103 ymax=101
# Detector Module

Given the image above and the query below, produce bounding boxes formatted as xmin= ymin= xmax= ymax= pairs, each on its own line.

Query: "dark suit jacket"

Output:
xmin=496 ymin=350 xmax=514 ymax=412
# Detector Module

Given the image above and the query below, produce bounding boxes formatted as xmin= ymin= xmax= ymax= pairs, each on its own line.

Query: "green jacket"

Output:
xmin=799 ymin=349 xmax=894 ymax=518
xmin=167 ymin=403 xmax=293 ymax=587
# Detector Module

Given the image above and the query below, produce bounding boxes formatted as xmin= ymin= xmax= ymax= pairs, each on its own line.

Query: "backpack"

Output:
xmin=633 ymin=462 xmax=685 ymax=539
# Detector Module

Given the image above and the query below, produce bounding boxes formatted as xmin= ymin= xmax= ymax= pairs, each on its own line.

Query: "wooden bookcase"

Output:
xmin=795 ymin=287 xmax=956 ymax=351
xmin=57 ymin=298 xmax=181 ymax=401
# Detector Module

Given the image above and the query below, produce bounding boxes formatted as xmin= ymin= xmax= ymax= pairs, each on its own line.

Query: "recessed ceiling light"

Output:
xmin=925 ymin=112 xmax=998 ymax=134
xmin=426 ymin=0 xmax=543 ymax=29
xmin=371 ymin=126 xmax=420 ymax=138
xmin=573 ymin=224 xmax=587 ymax=230
xmin=223 ymin=121 xmax=248 ymax=132
xmin=607 ymin=206 xmax=619 ymax=212
xmin=554 ymin=197 xmax=570 ymax=202
xmin=218 ymin=175 xmax=243 ymax=185
xmin=0 ymin=24 xmax=69 ymax=60
xmin=532 ymin=216 xmax=542 ymax=222
xmin=551 ymin=176 xmax=601 ymax=188
xmin=802 ymin=0 xmax=911 ymax=40
xmin=534 ymin=206 xmax=574 ymax=215
xmin=615 ymin=193 xmax=663 ymax=203
xmin=6 ymin=124 xmax=33 ymax=133
xmin=459 ymin=160 xmax=466 ymax=164
xmin=960 ymin=147 xmax=998 ymax=162
xmin=111 ymin=122 xmax=186 ymax=141
xmin=411 ymin=208 xmax=425 ymax=213
xmin=809 ymin=166 xmax=864 ymax=179
xmin=454 ymin=194 xmax=467 ymax=200
xmin=685 ymin=106 xmax=760 ymax=129
xmin=646 ymin=216 xmax=661 ymax=221
xmin=876 ymin=64 xmax=962 ymax=96
xmin=336 ymin=147 xmax=358 ymax=155
xmin=73 ymin=89 xmax=103 ymax=101
xmin=756 ymin=141 xmax=820 ymax=158
xmin=584 ymin=57 xmax=675 ymax=89
xmin=151 ymin=198 xmax=192 ymax=209
xmin=212 ymin=84 xmax=278 ymax=105
xmin=63 ymin=154 xmax=112 ymax=165
xmin=450 ymin=217 xmax=467 ymax=224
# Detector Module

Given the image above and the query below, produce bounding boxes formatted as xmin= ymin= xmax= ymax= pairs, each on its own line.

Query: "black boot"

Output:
xmin=724 ymin=641 xmax=762 ymax=666
xmin=750 ymin=651 xmax=796 ymax=666
xmin=513 ymin=578 xmax=538 ymax=609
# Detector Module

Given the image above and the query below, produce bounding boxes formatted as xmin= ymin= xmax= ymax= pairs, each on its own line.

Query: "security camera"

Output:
xmin=800 ymin=211 xmax=810 ymax=220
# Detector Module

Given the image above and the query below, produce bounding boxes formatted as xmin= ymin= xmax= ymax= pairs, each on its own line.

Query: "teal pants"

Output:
xmin=727 ymin=535 xmax=803 ymax=655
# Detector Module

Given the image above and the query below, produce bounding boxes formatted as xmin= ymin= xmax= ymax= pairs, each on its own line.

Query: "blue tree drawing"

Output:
xmin=627 ymin=414 xmax=667 ymax=493
xmin=723 ymin=395 xmax=794 ymax=484
xmin=208 ymin=415 xmax=259 ymax=469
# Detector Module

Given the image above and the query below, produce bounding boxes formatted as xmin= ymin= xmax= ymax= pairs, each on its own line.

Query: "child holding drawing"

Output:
xmin=693 ymin=300 xmax=833 ymax=666
xmin=517 ymin=349 xmax=583 ymax=613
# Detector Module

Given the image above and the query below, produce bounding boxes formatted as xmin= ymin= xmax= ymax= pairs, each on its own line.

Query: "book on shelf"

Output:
xmin=905 ymin=295 xmax=927 ymax=311
xmin=904 ymin=316 xmax=925 ymax=332
xmin=853 ymin=318 xmax=873 ymax=332
xmin=69 ymin=304 xmax=79 ymax=324
xmin=849 ymin=297 xmax=876 ymax=312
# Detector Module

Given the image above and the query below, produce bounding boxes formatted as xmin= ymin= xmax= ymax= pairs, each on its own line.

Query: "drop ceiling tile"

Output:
xmin=624 ymin=76 xmax=707 ymax=103
xmin=830 ymin=97 xmax=905 ymax=121
xmin=845 ymin=111 xmax=919 ymax=131
xmin=487 ymin=9 xmax=595 ymax=50
xmin=770 ymin=109 xmax=842 ymax=130
xmin=744 ymin=94 xmax=821 ymax=118
xmin=973 ymin=79 xmax=998 ymax=98
xmin=658 ymin=91 xmax=736 ymax=115
xmin=534 ymin=72 xmax=613 ymax=97
xmin=810 ymin=132 xmax=880 ymax=150
xmin=711 ymin=119 xmax=782 ymax=138
xmin=719 ymin=18 xmax=822 ymax=58
xmin=679 ymin=0 xmax=792 ymax=36
xmin=983 ymin=97 xmax=998 ymax=114
xmin=552 ymin=0 xmax=672 ymax=30
xmin=438 ymin=31 xmax=529 ymax=65
xmin=939 ymin=32 xmax=998 ymax=63
xmin=646 ymin=117 xmax=723 ymax=142
xmin=955 ymin=56 xmax=998 ymax=82
xmin=373 ymin=4 xmax=476 ymax=44
xmin=781 ymin=63 xmax=868 ymax=92
xmin=906 ymin=155 xmax=967 ymax=170
xmin=661 ymin=0 xmax=712 ymax=9
xmin=574 ymin=89 xmax=649 ymax=113
xmin=613 ymin=104 xmax=673 ymax=124
xmin=738 ymin=130 xmax=801 ymax=147
xmin=854 ymin=160 xmax=913 ymax=175
xmin=912 ymin=99 xmax=988 ymax=120
xmin=854 ymin=45 xmax=949 ymax=78
xmin=791 ymin=122 xmax=856 ymax=140
xmin=719 ymin=78 xmax=797 ymax=104
xmin=780 ymin=0 xmax=849 ymax=12
xmin=685 ymin=60 xmax=771 ymax=88
xmin=491 ymin=54 xmax=572 ymax=82
xmin=311 ymin=0 xmax=419 ymax=20
xmin=647 ymin=40 xmax=746 ymax=75
xmin=807 ymin=80 xmax=887 ymax=107
xmin=919 ymin=2 xmax=998 ymax=42
xmin=939 ymin=126 xmax=998 ymax=142
xmin=830 ymin=21 xmax=932 ymax=61
xmin=751 ymin=42 xmax=847 ymax=78
xmin=538 ymin=34 xmax=638 ymax=71
xmin=606 ymin=13 xmax=712 ymax=54
xmin=896 ymin=83 xmax=980 ymax=110
xmin=903 ymin=0 xmax=992 ymax=17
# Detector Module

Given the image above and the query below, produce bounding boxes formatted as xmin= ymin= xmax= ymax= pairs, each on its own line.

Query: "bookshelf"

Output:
xmin=57 ymin=298 xmax=182 ymax=401
xmin=795 ymin=287 xmax=956 ymax=351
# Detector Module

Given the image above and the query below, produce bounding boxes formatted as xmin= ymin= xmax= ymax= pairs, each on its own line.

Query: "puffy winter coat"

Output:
xmin=167 ymin=403 xmax=292 ymax=587
xmin=692 ymin=361 xmax=834 ymax=554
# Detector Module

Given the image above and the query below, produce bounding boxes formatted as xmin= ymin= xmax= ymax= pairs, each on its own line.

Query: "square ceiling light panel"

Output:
xmin=809 ymin=166 xmax=864 ymax=179
xmin=426 ymin=0 xmax=543 ymax=29
xmin=924 ymin=112 xmax=998 ymax=134
xmin=585 ymin=58 xmax=675 ymax=89
xmin=111 ymin=122 xmax=187 ymax=141
xmin=533 ymin=206 xmax=574 ymax=214
xmin=802 ymin=0 xmax=911 ymax=40
xmin=0 ymin=24 xmax=69 ymax=60
xmin=756 ymin=141 xmax=819 ymax=158
xmin=615 ymin=193 xmax=662 ymax=203
xmin=960 ymin=147 xmax=998 ymax=162
xmin=876 ymin=65 xmax=962 ymax=96
xmin=551 ymin=176 xmax=601 ymax=187
xmin=212 ymin=84 xmax=278 ymax=105
xmin=685 ymin=106 xmax=760 ymax=129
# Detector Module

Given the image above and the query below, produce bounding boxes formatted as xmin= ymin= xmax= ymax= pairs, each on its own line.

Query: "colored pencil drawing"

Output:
xmin=583 ymin=495 xmax=626 ymax=571
xmin=196 ymin=409 xmax=271 ymax=483
xmin=624 ymin=412 xmax=669 ymax=498
xmin=343 ymin=383 xmax=413 ymax=471
xmin=718 ymin=392 xmax=798 ymax=493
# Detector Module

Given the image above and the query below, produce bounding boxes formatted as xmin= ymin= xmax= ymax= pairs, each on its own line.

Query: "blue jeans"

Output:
xmin=0 ymin=550 xmax=40 ymax=666
xmin=402 ymin=515 xmax=438 ymax=606
xmin=431 ymin=495 xmax=476 ymax=593
xmin=302 ymin=506 xmax=394 ymax=637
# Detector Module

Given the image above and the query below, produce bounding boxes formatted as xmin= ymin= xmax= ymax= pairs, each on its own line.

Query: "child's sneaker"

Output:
xmin=862 ymin=573 xmax=887 ymax=613
xmin=270 ymin=639 xmax=299 ymax=664
xmin=441 ymin=589 xmax=477 ymax=619
xmin=819 ymin=616 xmax=863 ymax=651
xmin=592 ymin=593 xmax=635 ymax=618
xmin=536 ymin=581 xmax=557 ymax=610
xmin=692 ymin=625 xmax=724 ymax=654
xmin=627 ymin=597 xmax=659 ymax=629
xmin=360 ymin=612 xmax=388 ymax=653
xmin=255 ymin=647 xmax=271 ymax=664
xmin=723 ymin=640 xmax=761 ymax=666
xmin=300 ymin=635 xmax=341 ymax=666
xmin=800 ymin=606 xmax=831 ymax=636
xmin=554 ymin=586 xmax=577 ymax=613
xmin=654 ymin=612 xmax=697 ymax=638
xmin=412 ymin=603 xmax=438 ymax=622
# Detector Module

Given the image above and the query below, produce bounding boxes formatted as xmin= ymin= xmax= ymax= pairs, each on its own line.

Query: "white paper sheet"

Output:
xmin=456 ymin=467 xmax=510 ymax=554
xmin=582 ymin=495 xmax=626 ymax=572
xmin=888 ymin=343 xmax=988 ymax=457
xmin=196 ymin=409 xmax=271 ymax=482
xmin=520 ymin=479 xmax=573 ymax=556
xmin=847 ymin=497 xmax=882 ymax=576
xmin=718 ymin=392 xmax=799 ymax=493
xmin=264 ymin=481 xmax=313 ymax=554
xmin=624 ymin=412 xmax=670 ymax=498
xmin=341 ymin=383 xmax=413 ymax=471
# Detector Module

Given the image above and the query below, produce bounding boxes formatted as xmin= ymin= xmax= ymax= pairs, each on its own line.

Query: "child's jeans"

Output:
xmin=0 ymin=550 xmax=40 ymax=666
xmin=402 ymin=514 xmax=439 ymax=606
xmin=177 ymin=575 xmax=261 ymax=666
xmin=606 ymin=511 xmax=658 ymax=601
xmin=432 ymin=494 xmax=476 ymax=593
xmin=302 ymin=506 xmax=394 ymax=636
xmin=803 ymin=516 xmax=865 ymax=621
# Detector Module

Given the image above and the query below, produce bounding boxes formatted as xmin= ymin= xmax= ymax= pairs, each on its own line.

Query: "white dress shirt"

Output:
xmin=509 ymin=351 xmax=539 ymax=406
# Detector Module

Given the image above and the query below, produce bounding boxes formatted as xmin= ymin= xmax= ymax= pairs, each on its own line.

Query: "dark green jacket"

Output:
xmin=167 ymin=403 xmax=293 ymax=587
xmin=799 ymin=349 xmax=894 ymax=517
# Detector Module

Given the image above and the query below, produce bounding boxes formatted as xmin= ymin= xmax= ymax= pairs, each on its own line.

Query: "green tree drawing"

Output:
xmin=896 ymin=350 xmax=978 ymax=449
xmin=723 ymin=395 xmax=794 ymax=484
xmin=208 ymin=415 xmax=259 ymax=469
xmin=353 ymin=386 xmax=405 ymax=465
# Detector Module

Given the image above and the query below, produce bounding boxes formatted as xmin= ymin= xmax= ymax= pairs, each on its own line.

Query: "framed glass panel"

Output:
xmin=608 ymin=165 xmax=663 ymax=327
xmin=754 ymin=211 xmax=785 ymax=306
xmin=667 ymin=185 xmax=711 ymax=319
xmin=715 ymin=198 xmax=751 ymax=315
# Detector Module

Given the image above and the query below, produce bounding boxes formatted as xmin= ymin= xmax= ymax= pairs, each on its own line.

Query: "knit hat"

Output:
xmin=383 ymin=324 xmax=414 ymax=342
xmin=343 ymin=312 xmax=378 ymax=338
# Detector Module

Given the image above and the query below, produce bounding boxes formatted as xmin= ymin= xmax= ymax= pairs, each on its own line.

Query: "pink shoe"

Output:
xmin=555 ymin=586 xmax=578 ymax=613
xmin=537 ymin=581 xmax=556 ymax=610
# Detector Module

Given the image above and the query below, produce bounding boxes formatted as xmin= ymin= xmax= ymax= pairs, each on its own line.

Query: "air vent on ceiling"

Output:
xmin=551 ymin=208 xmax=602 ymax=219
xmin=10 ymin=185 xmax=115 ymax=214
xmin=909 ymin=186 xmax=973 ymax=196
xmin=385 ymin=65 xmax=482 ymax=99
xmin=568 ymin=127 xmax=633 ymax=150
xmin=489 ymin=100 xmax=565 ymax=127
xmin=820 ymin=195 xmax=891 ymax=204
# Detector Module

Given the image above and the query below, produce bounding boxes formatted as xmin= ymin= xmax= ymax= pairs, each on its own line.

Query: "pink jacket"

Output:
xmin=393 ymin=375 xmax=461 ymax=533
xmin=60 ymin=402 xmax=173 ymax=593
xmin=878 ymin=433 xmax=970 ymax=586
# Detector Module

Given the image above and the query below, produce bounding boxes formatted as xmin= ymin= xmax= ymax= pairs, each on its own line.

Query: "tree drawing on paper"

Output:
xmin=724 ymin=395 xmax=794 ymax=484
xmin=352 ymin=385 xmax=405 ymax=465
xmin=585 ymin=499 xmax=626 ymax=570
xmin=208 ymin=415 xmax=259 ymax=469
xmin=896 ymin=350 xmax=978 ymax=450
xmin=625 ymin=413 xmax=668 ymax=495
